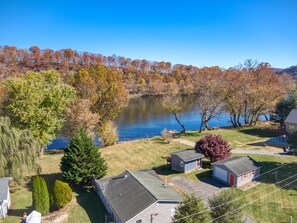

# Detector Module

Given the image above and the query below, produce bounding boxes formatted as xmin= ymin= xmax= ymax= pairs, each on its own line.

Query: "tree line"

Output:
xmin=1 ymin=45 xmax=295 ymax=96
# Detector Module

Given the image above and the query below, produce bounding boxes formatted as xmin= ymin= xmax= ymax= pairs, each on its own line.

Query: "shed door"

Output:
xmin=214 ymin=166 xmax=227 ymax=182
xmin=229 ymin=174 xmax=235 ymax=186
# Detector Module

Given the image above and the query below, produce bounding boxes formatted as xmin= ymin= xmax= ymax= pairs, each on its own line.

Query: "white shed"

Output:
xmin=212 ymin=156 xmax=261 ymax=187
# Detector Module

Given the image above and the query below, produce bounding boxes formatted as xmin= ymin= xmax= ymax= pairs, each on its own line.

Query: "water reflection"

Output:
xmin=116 ymin=96 xmax=231 ymax=141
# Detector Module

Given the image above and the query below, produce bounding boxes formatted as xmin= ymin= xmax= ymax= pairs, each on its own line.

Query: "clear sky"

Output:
xmin=0 ymin=0 xmax=296 ymax=68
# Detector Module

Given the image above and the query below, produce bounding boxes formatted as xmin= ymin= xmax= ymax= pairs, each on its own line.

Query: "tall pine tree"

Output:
xmin=60 ymin=128 xmax=107 ymax=186
xmin=173 ymin=194 xmax=211 ymax=223
xmin=209 ymin=189 xmax=245 ymax=223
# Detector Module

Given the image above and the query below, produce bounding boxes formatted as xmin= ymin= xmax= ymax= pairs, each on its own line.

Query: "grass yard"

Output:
xmin=181 ymin=122 xmax=283 ymax=151
xmin=233 ymin=154 xmax=297 ymax=223
xmin=0 ymin=137 xmax=187 ymax=223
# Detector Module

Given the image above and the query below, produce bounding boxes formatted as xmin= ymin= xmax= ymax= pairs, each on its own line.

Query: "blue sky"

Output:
xmin=0 ymin=0 xmax=296 ymax=68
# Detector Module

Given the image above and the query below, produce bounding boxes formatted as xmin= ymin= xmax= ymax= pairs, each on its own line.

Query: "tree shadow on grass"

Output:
xmin=239 ymin=127 xmax=281 ymax=138
xmin=72 ymin=187 xmax=106 ymax=223
xmin=251 ymin=160 xmax=297 ymax=191
xmin=151 ymin=137 xmax=170 ymax=144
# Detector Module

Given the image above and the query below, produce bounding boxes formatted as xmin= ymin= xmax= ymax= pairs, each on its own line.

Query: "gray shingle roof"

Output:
xmin=285 ymin=109 xmax=297 ymax=124
xmin=171 ymin=149 xmax=204 ymax=162
xmin=212 ymin=156 xmax=260 ymax=176
xmin=0 ymin=177 xmax=12 ymax=202
xmin=95 ymin=170 xmax=182 ymax=223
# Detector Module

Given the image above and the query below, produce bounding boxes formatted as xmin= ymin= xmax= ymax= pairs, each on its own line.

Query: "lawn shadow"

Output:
xmin=239 ymin=127 xmax=281 ymax=138
xmin=153 ymin=164 xmax=177 ymax=176
xmin=151 ymin=137 xmax=170 ymax=145
xmin=73 ymin=187 xmax=106 ymax=223
xmin=255 ymin=160 xmax=297 ymax=191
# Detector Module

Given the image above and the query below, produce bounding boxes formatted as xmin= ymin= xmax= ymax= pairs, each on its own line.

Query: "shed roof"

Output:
xmin=284 ymin=109 xmax=297 ymax=124
xmin=94 ymin=169 xmax=182 ymax=223
xmin=0 ymin=177 xmax=12 ymax=202
xmin=212 ymin=156 xmax=260 ymax=176
xmin=171 ymin=149 xmax=204 ymax=162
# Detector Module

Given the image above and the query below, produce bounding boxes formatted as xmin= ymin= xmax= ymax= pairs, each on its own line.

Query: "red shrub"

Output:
xmin=195 ymin=134 xmax=231 ymax=162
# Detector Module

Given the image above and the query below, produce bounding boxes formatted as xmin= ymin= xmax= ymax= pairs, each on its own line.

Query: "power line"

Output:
xmin=206 ymin=177 xmax=297 ymax=223
xmin=173 ymin=173 xmax=297 ymax=222
xmin=178 ymin=162 xmax=294 ymax=207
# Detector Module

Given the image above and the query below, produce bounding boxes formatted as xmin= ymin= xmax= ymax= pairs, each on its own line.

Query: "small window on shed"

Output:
xmin=242 ymin=174 xmax=247 ymax=179
xmin=180 ymin=161 xmax=184 ymax=168
xmin=136 ymin=220 xmax=142 ymax=223
xmin=251 ymin=170 xmax=255 ymax=176
xmin=288 ymin=124 xmax=296 ymax=131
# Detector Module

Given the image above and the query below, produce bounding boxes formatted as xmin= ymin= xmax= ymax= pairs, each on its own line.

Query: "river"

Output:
xmin=47 ymin=96 xmax=232 ymax=149
xmin=116 ymin=96 xmax=231 ymax=141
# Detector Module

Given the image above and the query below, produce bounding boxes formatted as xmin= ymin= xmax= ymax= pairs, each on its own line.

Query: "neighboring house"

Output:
xmin=284 ymin=109 xmax=297 ymax=134
xmin=212 ymin=156 xmax=260 ymax=187
xmin=94 ymin=169 xmax=183 ymax=223
xmin=0 ymin=177 xmax=13 ymax=218
xmin=170 ymin=149 xmax=204 ymax=173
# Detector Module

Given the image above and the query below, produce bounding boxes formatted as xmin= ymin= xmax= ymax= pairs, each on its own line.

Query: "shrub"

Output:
xmin=51 ymin=180 xmax=72 ymax=209
xmin=98 ymin=121 xmax=119 ymax=146
xmin=195 ymin=134 xmax=231 ymax=162
xmin=61 ymin=128 xmax=107 ymax=186
xmin=161 ymin=129 xmax=173 ymax=143
xmin=288 ymin=131 xmax=297 ymax=155
xmin=32 ymin=176 xmax=50 ymax=215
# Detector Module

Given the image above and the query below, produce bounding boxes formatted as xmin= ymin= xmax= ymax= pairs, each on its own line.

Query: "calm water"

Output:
xmin=47 ymin=96 xmax=232 ymax=149
xmin=115 ymin=96 xmax=231 ymax=141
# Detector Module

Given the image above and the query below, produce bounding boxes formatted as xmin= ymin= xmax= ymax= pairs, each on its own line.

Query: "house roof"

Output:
xmin=285 ymin=109 xmax=297 ymax=124
xmin=170 ymin=149 xmax=204 ymax=162
xmin=211 ymin=156 xmax=260 ymax=176
xmin=94 ymin=170 xmax=182 ymax=223
xmin=0 ymin=177 xmax=12 ymax=202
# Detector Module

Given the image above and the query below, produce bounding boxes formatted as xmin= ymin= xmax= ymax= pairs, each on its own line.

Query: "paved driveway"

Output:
xmin=170 ymin=176 xmax=257 ymax=222
xmin=170 ymin=176 xmax=228 ymax=203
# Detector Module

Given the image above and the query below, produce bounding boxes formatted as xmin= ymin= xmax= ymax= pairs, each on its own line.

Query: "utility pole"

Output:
xmin=289 ymin=215 xmax=292 ymax=223
xmin=274 ymin=171 xmax=279 ymax=181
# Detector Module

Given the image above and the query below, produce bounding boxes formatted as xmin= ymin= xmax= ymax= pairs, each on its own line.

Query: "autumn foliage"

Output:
xmin=195 ymin=134 xmax=231 ymax=162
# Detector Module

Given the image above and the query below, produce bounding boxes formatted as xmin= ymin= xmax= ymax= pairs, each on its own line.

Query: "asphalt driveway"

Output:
xmin=170 ymin=176 xmax=228 ymax=203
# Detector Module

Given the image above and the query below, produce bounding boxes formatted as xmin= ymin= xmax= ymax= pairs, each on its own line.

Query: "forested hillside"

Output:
xmin=0 ymin=45 xmax=296 ymax=96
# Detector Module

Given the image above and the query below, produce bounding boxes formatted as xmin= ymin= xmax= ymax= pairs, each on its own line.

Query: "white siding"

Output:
xmin=127 ymin=202 xmax=179 ymax=223
xmin=213 ymin=166 xmax=228 ymax=182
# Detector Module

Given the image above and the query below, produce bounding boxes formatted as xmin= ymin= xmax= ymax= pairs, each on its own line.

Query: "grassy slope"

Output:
xmin=2 ymin=124 xmax=296 ymax=223
xmin=181 ymin=122 xmax=282 ymax=151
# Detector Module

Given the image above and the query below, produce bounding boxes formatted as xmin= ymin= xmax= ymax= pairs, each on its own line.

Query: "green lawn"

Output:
xmin=1 ymin=123 xmax=296 ymax=223
xmin=181 ymin=122 xmax=282 ymax=151
xmin=235 ymin=154 xmax=297 ymax=223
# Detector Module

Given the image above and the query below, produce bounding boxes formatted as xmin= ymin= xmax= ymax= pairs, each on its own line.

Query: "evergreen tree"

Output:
xmin=32 ymin=176 xmax=50 ymax=215
xmin=0 ymin=116 xmax=38 ymax=184
xmin=51 ymin=180 xmax=72 ymax=209
xmin=173 ymin=194 xmax=211 ymax=223
xmin=60 ymin=128 xmax=107 ymax=186
xmin=209 ymin=189 xmax=244 ymax=223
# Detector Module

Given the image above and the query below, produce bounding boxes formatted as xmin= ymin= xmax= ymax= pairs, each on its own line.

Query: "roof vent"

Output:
xmin=162 ymin=183 xmax=168 ymax=188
